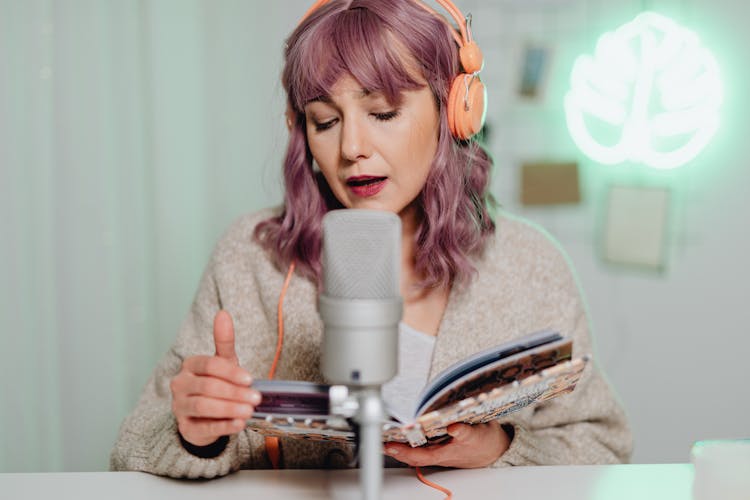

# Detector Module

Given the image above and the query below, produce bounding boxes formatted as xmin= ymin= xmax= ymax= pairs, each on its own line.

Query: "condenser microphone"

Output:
xmin=319 ymin=209 xmax=402 ymax=387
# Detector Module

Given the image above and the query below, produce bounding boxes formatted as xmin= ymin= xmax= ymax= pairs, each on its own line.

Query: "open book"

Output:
xmin=246 ymin=330 xmax=588 ymax=447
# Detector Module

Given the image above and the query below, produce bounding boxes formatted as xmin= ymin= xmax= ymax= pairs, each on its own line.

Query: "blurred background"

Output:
xmin=1 ymin=0 xmax=748 ymax=472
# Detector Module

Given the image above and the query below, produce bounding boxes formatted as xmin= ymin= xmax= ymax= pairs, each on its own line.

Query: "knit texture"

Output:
xmin=110 ymin=208 xmax=633 ymax=477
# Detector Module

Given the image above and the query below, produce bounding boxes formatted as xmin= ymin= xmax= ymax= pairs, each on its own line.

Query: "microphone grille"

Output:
xmin=322 ymin=209 xmax=401 ymax=299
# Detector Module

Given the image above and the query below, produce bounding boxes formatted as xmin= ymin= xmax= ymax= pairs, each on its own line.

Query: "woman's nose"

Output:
xmin=340 ymin=117 xmax=372 ymax=162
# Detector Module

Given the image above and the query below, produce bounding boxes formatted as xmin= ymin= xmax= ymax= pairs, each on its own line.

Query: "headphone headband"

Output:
xmin=298 ymin=0 xmax=473 ymax=48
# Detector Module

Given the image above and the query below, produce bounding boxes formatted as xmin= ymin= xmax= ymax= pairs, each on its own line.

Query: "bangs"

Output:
xmin=286 ymin=7 xmax=424 ymax=110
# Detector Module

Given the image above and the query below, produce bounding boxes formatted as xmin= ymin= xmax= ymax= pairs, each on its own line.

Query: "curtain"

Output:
xmin=0 ymin=0 xmax=303 ymax=472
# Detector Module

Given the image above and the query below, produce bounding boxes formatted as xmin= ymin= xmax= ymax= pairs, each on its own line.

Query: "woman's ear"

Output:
xmin=285 ymin=103 xmax=295 ymax=132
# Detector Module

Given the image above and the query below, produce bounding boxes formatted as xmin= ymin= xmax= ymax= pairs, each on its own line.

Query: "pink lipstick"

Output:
xmin=346 ymin=175 xmax=388 ymax=197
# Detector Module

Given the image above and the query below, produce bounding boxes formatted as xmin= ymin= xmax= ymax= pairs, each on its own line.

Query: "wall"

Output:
xmin=0 ymin=0 xmax=296 ymax=472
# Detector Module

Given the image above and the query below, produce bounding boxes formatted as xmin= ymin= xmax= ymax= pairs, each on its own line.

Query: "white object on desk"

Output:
xmin=691 ymin=439 xmax=750 ymax=500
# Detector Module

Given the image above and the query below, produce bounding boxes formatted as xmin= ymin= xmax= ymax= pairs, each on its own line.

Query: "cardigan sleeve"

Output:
xmin=495 ymin=316 xmax=634 ymax=466
xmin=492 ymin=224 xmax=633 ymax=466
xmin=109 ymin=220 xmax=270 ymax=478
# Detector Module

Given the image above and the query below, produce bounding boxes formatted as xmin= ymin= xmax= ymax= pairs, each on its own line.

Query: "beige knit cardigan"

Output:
xmin=110 ymin=209 xmax=632 ymax=478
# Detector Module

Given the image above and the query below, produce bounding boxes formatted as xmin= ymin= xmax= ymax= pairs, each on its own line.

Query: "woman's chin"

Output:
xmin=344 ymin=199 xmax=394 ymax=213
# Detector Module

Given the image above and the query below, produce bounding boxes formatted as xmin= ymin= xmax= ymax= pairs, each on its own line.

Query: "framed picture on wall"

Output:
xmin=602 ymin=185 xmax=671 ymax=272
xmin=518 ymin=43 xmax=553 ymax=101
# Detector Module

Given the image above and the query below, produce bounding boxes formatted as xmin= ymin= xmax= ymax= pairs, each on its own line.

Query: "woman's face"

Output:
xmin=304 ymin=74 xmax=440 ymax=222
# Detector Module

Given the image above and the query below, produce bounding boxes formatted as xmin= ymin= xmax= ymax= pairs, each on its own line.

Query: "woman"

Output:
xmin=111 ymin=0 xmax=632 ymax=478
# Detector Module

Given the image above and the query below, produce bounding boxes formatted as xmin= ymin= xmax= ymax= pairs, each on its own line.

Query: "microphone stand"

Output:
xmin=329 ymin=385 xmax=386 ymax=500
xmin=357 ymin=387 xmax=386 ymax=500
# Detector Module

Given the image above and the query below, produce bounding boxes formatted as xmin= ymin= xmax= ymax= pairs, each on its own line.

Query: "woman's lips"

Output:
xmin=346 ymin=176 xmax=388 ymax=197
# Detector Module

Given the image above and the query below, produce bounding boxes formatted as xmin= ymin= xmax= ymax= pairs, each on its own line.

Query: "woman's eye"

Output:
xmin=372 ymin=110 xmax=400 ymax=122
xmin=314 ymin=119 xmax=337 ymax=132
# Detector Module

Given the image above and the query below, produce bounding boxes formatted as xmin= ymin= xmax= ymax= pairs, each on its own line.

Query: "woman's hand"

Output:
xmin=384 ymin=421 xmax=511 ymax=468
xmin=170 ymin=310 xmax=260 ymax=447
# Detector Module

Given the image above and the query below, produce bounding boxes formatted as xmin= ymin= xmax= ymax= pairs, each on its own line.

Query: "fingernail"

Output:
xmin=240 ymin=373 xmax=252 ymax=385
xmin=249 ymin=391 xmax=261 ymax=405
xmin=386 ymin=448 xmax=398 ymax=456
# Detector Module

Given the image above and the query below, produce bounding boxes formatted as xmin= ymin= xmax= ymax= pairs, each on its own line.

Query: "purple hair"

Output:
xmin=255 ymin=0 xmax=496 ymax=289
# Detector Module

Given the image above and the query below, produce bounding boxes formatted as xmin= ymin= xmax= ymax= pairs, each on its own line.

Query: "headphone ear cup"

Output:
xmin=447 ymin=75 xmax=463 ymax=139
xmin=447 ymin=74 xmax=487 ymax=140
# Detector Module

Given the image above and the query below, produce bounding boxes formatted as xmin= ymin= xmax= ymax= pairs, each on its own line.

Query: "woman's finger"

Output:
xmin=187 ymin=374 xmax=260 ymax=404
xmin=177 ymin=417 xmax=246 ymax=445
xmin=183 ymin=355 xmax=252 ymax=386
xmin=175 ymin=395 xmax=255 ymax=420
xmin=384 ymin=422 xmax=508 ymax=468
xmin=384 ymin=441 xmax=452 ymax=467
xmin=213 ymin=310 xmax=239 ymax=364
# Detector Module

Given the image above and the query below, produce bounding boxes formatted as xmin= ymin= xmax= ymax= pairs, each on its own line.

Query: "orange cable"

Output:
xmin=416 ymin=467 xmax=453 ymax=500
xmin=264 ymin=260 xmax=297 ymax=469
xmin=269 ymin=260 xmax=296 ymax=380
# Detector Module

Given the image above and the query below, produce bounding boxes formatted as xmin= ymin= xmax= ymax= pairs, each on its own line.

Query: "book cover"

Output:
xmin=246 ymin=330 xmax=587 ymax=447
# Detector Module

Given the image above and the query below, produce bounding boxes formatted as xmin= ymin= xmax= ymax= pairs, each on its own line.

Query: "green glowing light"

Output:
xmin=564 ymin=12 xmax=723 ymax=169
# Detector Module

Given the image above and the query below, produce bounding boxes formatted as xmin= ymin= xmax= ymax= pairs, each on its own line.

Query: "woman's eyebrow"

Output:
xmin=307 ymin=95 xmax=332 ymax=104
xmin=307 ymin=89 xmax=378 ymax=106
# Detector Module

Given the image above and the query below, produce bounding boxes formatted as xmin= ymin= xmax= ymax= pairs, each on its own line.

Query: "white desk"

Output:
xmin=2 ymin=464 xmax=695 ymax=500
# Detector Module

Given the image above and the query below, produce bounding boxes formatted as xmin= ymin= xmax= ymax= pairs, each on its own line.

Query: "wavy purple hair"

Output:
xmin=255 ymin=0 xmax=496 ymax=289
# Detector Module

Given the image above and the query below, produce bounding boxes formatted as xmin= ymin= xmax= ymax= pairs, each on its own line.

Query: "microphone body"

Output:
xmin=319 ymin=209 xmax=402 ymax=387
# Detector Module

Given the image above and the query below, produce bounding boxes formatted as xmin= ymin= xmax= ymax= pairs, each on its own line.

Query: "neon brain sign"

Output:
xmin=564 ymin=12 xmax=722 ymax=169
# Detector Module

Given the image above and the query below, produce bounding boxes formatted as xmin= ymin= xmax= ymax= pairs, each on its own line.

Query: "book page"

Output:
xmin=416 ymin=337 xmax=572 ymax=416
xmin=381 ymin=323 xmax=435 ymax=423
xmin=415 ymin=330 xmax=561 ymax=410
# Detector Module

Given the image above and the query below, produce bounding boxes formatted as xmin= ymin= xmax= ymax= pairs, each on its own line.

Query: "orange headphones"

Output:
xmin=297 ymin=0 xmax=486 ymax=141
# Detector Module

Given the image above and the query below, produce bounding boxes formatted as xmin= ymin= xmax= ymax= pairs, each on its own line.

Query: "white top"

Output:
xmin=381 ymin=322 xmax=436 ymax=423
